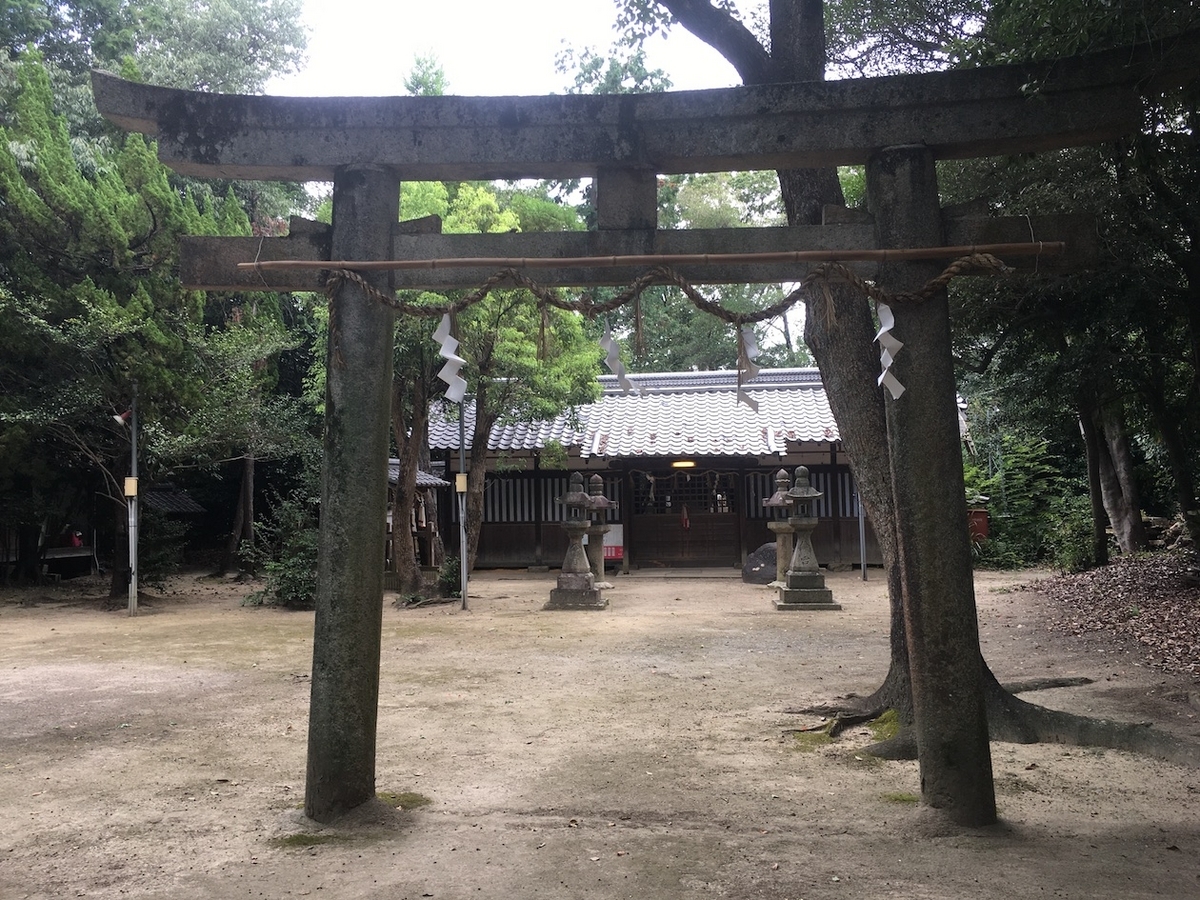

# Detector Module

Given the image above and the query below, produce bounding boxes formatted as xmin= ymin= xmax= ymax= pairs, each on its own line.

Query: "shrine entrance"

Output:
xmin=93 ymin=30 xmax=1200 ymax=825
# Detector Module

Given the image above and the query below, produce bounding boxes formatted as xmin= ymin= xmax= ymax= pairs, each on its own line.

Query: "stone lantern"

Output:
xmin=584 ymin=474 xmax=617 ymax=589
xmin=776 ymin=466 xmax=841 ymax=610
xmin=544 ymin=472 xmax=607 ymax=610
xmin=762 ymin=468 xmax=796 ymax=587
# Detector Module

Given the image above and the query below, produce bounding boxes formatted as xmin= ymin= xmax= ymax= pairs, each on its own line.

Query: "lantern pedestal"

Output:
xmin=774 ymin=467 xmax=841 ymax=611
xmin=545 ymin=474 xmax=608 ymax=610
xmin=546 ymin=521 xmax=606 ymax=609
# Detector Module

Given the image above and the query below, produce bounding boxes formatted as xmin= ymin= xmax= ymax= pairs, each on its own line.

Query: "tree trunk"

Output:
xmin=464 ymin=398 xmax=497 ymax=573
xmin=1094 ymin=401 xmax=1147 ymax=553
xmin=668 ymin=0 xmax=916 ymax=715
xmin=109 ymin=494 xmax=129 ymax=598
xmin=1141 ymin=339 xmax=1200 ymax=547
xmin=217 ymin=455 xmax=256 ymax=576
xmin=868 ymin=144 xmax=996 ymax=826
xmin=665 ymin=0 xmax=1194 ymax=792
xmin=417 ymin=443 xmax=444 ymax=568
xmin=1077 ymin=407 xmax=1110 ymax=567
xmin=1149 ymin=406 xmax=1200 ymax=547
xmin=218 ymin=480 xmax=245 ymax=577
xmin=14 ymin=524 xmax=44 ymax=584
xmin=241 ymin=454 xmax=255 ymax=574
xmin=390 ymin=372 xmax=427 ymax=596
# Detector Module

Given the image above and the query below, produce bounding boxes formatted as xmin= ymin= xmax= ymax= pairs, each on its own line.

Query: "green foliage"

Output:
xmin=404 ymin=54 xmax=448 ymax=97
xmin=0 ymin=53 xmax=318 ymax=583
xmin=1044 ymin=492 xmax=1097 ymax=574
xmin=245 ymin=486 xmax=319 ymax=609
xmin=663 ymin=170 xmax=785 ymax=229
xmin=2 ymin=0 xmax=307 ymax=92
xmin=838 ymin=165 xmax=866 ymax=208
xmin=437 ymin=556 xmax=462 ymax=598
xmin=0 ymin=56 xmax=210 ymax=496
xmin=138 ymin=505 xmax=189 ymax=589
xmin=964 ymin=427 xmax=1077 ymax=569
xmin=555 ymin=44 xmax=673 ymax=94
xmin=493 ymin=185 xmax=585 ymax=233
xmin=444 ymin=183 xmax=521 ymax=234
xmin=957 ymin=0 xmax=1199 ymax=66
xmin=823 ymin=0 xmax=988 ymax=75
xmin=539 ymin=440 xmax=569 ymax=471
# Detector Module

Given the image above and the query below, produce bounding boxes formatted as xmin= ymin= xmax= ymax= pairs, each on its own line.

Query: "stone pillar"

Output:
xmin=762 ymin=468 xmax=795 ymax=586
xmin=584 ymin=475 xmax=614 ymax=588
xmin=766 ymin=520 xmax=795 ymax=585
xmin=867 ymin=144 xmax=995 ymax=825
xmin=585 ymin=522 xmax=609 ymax=585
xmin=305 ymin=166 xmax=399 ymax=823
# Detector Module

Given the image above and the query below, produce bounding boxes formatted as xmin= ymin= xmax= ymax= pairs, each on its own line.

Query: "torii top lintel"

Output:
xmin=92 ymin=31 xmax=1199 ymax=183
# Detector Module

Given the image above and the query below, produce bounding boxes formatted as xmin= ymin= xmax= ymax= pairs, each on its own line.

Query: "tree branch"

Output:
xmin=658 ymin=0 xmax=772 ymax=83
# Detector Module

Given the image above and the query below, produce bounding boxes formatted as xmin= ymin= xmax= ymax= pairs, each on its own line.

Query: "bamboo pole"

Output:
xmin=236 ymin=241 xmax=1063 ymax=273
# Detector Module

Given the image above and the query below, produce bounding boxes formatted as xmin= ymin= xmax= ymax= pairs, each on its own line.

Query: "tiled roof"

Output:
xmin=388 ymin=460 xmax=451 ymax=488
xmin=142 ymin=484 xmax=205 ymax=514
xmin=428 ymin=367 xmax=839 ymax=459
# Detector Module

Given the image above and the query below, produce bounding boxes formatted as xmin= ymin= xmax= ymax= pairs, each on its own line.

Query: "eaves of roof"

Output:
xmin=427 ymin=367 xmax=838 ymax=458
xmin=388 ymin=460 xmax=451 ymax=488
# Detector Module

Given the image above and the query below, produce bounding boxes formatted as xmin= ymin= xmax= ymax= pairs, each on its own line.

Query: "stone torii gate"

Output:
xmin=93 ymin=31 xmax=1198 ymax=825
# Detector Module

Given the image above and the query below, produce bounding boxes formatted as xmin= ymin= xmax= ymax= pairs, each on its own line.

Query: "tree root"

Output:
xmin=785 ymin=671 xmax=1200 ymax=767
xmin=985 ymin=676 xmax=1200 ymax=767
xmin=393 ymin=593 xmax=457 ymax=609
xmin=783 ymin=708 xmax=881 ymax=739
xmin=999 ymin=676 xmax=1094 ymax=694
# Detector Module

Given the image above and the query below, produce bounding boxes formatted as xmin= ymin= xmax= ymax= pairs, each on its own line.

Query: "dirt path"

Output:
xmin=1 ymin=568 xmax=1197 ymax=899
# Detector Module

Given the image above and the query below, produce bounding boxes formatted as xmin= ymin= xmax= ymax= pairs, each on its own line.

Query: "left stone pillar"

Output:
xmin=306 ymin=166 xmax=399 ymax=822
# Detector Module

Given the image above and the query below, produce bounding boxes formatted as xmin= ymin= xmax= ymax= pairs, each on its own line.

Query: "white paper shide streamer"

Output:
xmin=874 ymin=302 xmax=906 ymax=400
xmin=736 ymin=325 xmax=762 ymax=411
xmin=599 ymin=323 xmax=643 ymax=395
xmin=433 ymin=314 xmax=468 ymax=403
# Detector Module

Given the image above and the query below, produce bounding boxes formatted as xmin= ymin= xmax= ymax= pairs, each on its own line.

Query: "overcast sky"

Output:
xmin=267 ymin=0 xmax=747 ymax=97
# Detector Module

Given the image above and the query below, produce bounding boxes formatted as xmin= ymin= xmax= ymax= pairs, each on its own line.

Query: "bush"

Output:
xmin=1045 ymin=491 xmax=1096 ymax=573
xmin=245 ymin=490 xmax=318 ymax=609
xmin=965 ymin=432 xmax=1082 ymax=569
xmin=139 ymin=507 xmax=189 ymax=589
xmin=437 ymin=556 xmax=462 ymax=598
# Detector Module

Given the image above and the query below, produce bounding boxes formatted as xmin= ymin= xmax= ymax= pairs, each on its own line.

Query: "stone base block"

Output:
xmin=544 ymin=588 xmax=607 ymax=610
xmin=784 ymin=571 xmax=828 ymax=590
xmin=775 ymin=587 xmax=841 ymax=611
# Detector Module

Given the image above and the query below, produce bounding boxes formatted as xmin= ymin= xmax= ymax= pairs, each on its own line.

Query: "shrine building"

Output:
xmin=428 ymin=367 xmax=888 ymax=571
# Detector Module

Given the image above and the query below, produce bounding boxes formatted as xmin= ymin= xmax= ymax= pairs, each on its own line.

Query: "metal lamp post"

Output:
xmin=114 ymin=382 xmax=139 ymax=616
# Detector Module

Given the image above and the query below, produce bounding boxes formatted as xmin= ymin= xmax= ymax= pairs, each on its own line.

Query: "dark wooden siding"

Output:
xmin=464 ymin=465 xmax=879 ymax=569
